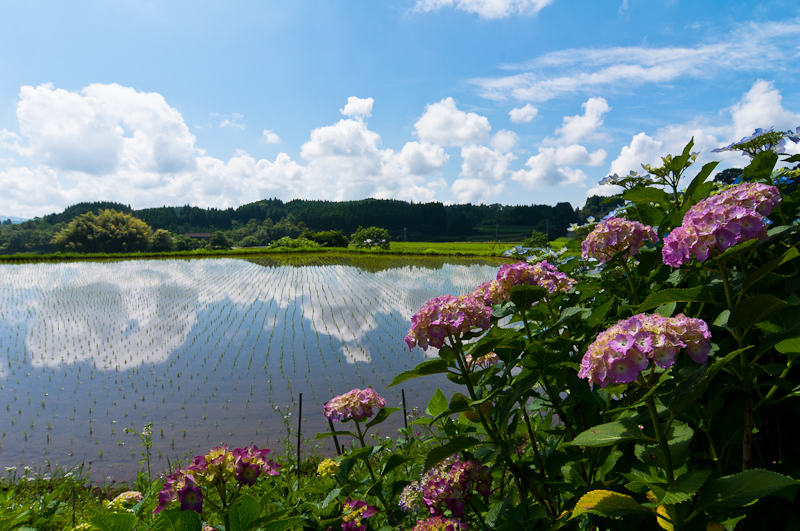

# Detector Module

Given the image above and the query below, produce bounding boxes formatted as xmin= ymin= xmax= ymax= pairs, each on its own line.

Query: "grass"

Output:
xmin=389 ymin=241 xmax=514 ymax=253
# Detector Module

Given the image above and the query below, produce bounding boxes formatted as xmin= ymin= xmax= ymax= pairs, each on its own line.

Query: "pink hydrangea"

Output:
xmin=341 ymin=498 xmax=377 ymax=531
xmin=401 ymin=455 xmax=490 ymax=518
xmin=464 ymin=352 xmax=499 ymax=369
xmin=471 ymin=261 xmax=575 ymax=306
xmin=581 ymin=217 xmax=660 ymax=263
xmin=412 ymin=516 xmax=468 ymax=531
xmin=578 ymin=313 xmax=711 ymax=388
xmin=405 ymin=294 xmax=492 ymax=351
xmin=662 ymin=183 xmax=781 ymax=267
xmin=324 ymin=388 xmax=387 ymax=422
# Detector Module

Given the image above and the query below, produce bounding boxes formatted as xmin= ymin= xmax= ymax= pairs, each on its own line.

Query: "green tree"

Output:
xmin=150 ymin=229 xmax=175 ymax=252
xmin=522 ymin=230 xmax=548 ymax=248
xmin=350 ymin=226 xmax=390 ymax=249
xmin=208 ymin=231 xmax=232 ymax=250
xmin=51 ymin=209 xmax=152 ymax=253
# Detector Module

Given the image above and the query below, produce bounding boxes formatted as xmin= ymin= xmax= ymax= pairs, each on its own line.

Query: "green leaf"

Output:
xmin=572 ymin=419 xmax=648 ymax=448
xmin=90 ymin=513 xmax=137 ymax=531
xmin=683 ymin=161 xmax=719 ymax=199
xmin=695 ymin=469 xmax=798 ymax=512
xmin=657 ymin=470 xmax=712 ymax=505
xmin=670 ymin=348 xmax=747 ymax=413
xmin=637 ymin=203 xmax=665 ymax=226
xmin=741 ymin=150 xmax=778 ymax=182
xmin=635 ymin=422 xmax=694 ymax=469
xmin=387 ymin=359 xmax=450 ymax=387
xmin=366 ymin=407 xmax=400 ymax=429
xmin=586 ymin=298 xmax=614 ymax=329
xmin=228 ymin=494 xmax=262 ymax=531
xmin=313 ymin=430 xmax=352 ymax=440
xmin=261 ymin=518 xmax=307 ymax=531
xmin=776 ymin=337 xmax=800 ymax=355
xmin=570 ymin=490 xmax=650 ymax=520
xmin=485 ymin=497 xmax=512 ymax=527
xmin=637 ymin=287 xmax=716 ymax=313
xmin=423 ymin=437 xmax=481 ymax=472
xmin=655 ymin=302 xmax=677 ymax=318
xmin=509 ymin=285 xmax=548 ymax=308
xmin=152 ymin=510 xmax=201 ymax=531
xmin=381 ymin=455 xmax=414 ymax=477
xmin=426 ymin=388 xmax=448 ymax=417
xmin=728 ymin=294 xmax=788 ymax=329
xmin=742 ymin=247 xmax=799 ymax=293
xmin=623 ymin=185 xmax=671 ymax=206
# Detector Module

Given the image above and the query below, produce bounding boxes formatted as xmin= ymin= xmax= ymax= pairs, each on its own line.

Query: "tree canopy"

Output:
xmin=51 ymin=209 xmax=152 ymax=253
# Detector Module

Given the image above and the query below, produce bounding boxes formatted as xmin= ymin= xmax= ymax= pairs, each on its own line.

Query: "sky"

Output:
xmin=1 ymin=0 xmax=800 ymax=219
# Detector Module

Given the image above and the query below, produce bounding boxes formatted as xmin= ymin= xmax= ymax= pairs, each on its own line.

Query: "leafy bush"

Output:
xmin=208 ymin=231 xmax=232 ymax=250
xmin=150 ymin=229 xmax=175 ymax=252
xmin=269 ymin=236 xmax=321 ymax=249
xmin=51 ymin=209 xmax=152 ymax=253
xmin=351 ymin=226 xmax=390 ymax=249
xmin=304 ymin=229 xmax=349 ymax=248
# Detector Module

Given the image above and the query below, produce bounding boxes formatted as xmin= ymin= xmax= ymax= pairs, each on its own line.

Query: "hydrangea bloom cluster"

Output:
xmin=154 ymin=445 xmax=279 ymax=514
xmin=464 ymin=352 xmax=499 ymax=369
xmin=341 ymin=499 xmax=376 ymax=531
xmin=316 ymin=458 xmax=340 ymax=477
xmin=324 ymin=388 xmax=386 ymax=422
xmin=662 ymin=183 xmax=781 ymax=267
xmin=581 ymin=217 xmax=660 ymax=263
xmin=471 ymin=261 xmax=576 ymax=306
xmin=712 ymin=127 xmax=800 ymax=158
xmin=399 ymin=455 xmax=490 ymax=518
xmin=412 ymin=516 xmax=468 ymax=531
xmin=579 ymin=313 xmax=711 ymax=388
xmin=405 ymin=295 xmax=492 ymax=351
xmin=105 ymin=491 xmax=143 ymax=513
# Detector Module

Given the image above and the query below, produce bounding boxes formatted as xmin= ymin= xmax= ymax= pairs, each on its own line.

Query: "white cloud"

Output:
xmin=729 ymin=79 xmax=800 ymax=141
xmin=512 ymin=145 xmax=605 ymax=188
xmin=490 ymin=130 xmax=519 ymax=152
xmin=609 ymin=132 xmax=663 ymax=176
xmin=451 ymin=178 xmax=505 ymax=203
xmin=414 ymin=97 xmax=491 ymax=147
xmin=555 ymin=97 xmax=610 ymax=143
xmin=220 ymin=113 xmax=245 ymax=129
xmin=471 ymin=20 xmax=800 ymax=101
xmin=261 ymin=129 xmax=281 ymax=144
xmin=0 ymin=86 xmax=451 ymax=217
xmin=460 ymin=144 xmax=516 ymax=180
xmin=413 ymin=0 xmax=554 ymax=20
xmin=508 ymin=103 xmax=538 ymax=123
xmin=340 ymin=96 xmax=375 ymax=118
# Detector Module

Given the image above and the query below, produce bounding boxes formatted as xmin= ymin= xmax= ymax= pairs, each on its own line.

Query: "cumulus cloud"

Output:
xmin=490 ymin=130 xmax=519 ymax=152
xmin=508 ymin=103 xmax=539 ymax=123
xmin=512 ymin=145 xmax=606 ymax=188
xmin=0 ymin=86 xmax=451 ymax=217
xmin=460 ymin=144 xmax=516 ymax=180
xmin=451 ymin=178 xmax=505 ymax=203
xmin=261 ymin=129 xmax=281 ymax=144
xmin=470 ymin=20 xmax=800 ymax=102
xmin=555 ymin=97 xmax=610 ymax=143
xmin=413 ymin=0 xmax=554 ymax=19
xmin=729 ymin=80 xmax=800 ymax=141
xmin=220 ymin=113 xmax=245 ymax=129
xmin=414 ymin=97 xmax=491 ymax=147
xmin=340 ymin=96 xmax=375 ymax=118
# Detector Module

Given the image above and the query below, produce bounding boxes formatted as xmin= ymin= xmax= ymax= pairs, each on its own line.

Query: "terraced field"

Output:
xmin=0 ymin=254 xmax=505 ymax=480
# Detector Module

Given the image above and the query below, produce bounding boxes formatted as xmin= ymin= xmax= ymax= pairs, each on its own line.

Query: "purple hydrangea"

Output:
xmin=581 ymin=216 xmax=660 ymax=263
xmin=662 ymin=183 xmax=781 ymax=267
xmin=401 ymin=455 xmax=490 ymax=518
xmin=324 ymin=388 xmax=387 ymax=422
xmin=405 ymin=294 xmax=492 ymax=351
xmin=341 ymin=498 xmax=377 ymax=531
xmin=578 ymin=313 xmax=711 ymax=388
xmin=471 ymin=261 xmax=576 ymax=306
xmin=464 ymin=352 xmax=499 ymax=369
xmin=412 ymin=516 xmax=469 ymax=531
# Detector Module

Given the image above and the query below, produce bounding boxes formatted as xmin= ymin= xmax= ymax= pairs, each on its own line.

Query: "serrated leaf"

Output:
xmin=684 ymin=161 xmax=719 ymax=199
xmin=570 ymin=490 xmax=650 ymax=519
xmin=152 ymin=510 xmax=201 ymax=531
xmin=728 ymin=294 xmax=788 ymax=329
xmin=623 ymin=186 xmax=672 ymax=206
xmin=426 ymin=388 xmax=448 ymax=417
xmin=510 ymin=285 xmax=548 ymax=308
xmin=586 ymin=297 xmax=614 ymax=329
xmin=776 ymin=337 xmax=800 ymax=355
xmin=572 ymin=419 xmax=648 ymax=447
xmin=261 ymin=518 xmax=307 ymax=531
xmin=91 ymin=513 xmax=137 ymax=531
xmin=637 ymin=287 xmax=715 ymax=313
xmin=670 ymin=348 xmax=745 ymax=413
xmin=741 ymin=150 xmax=778 ymax=182
xmin=381 ymin=455 xmax=414 ymax=477
xmin=658 ymin=470 xmax=712 ymax=505
xmin=695 ymin=469 xmax=798 ymax=512
xmin=423 ymin=437 xmax=480 ymax=472
xmin=228 ymin=494 xmax=261 ymax=531
xmin=742 ymin=247 xmax=799 ymax=293
xmin=387 ymin=359 xmax=450 ymax=387
xmin=366 ymin=407 xmax=400 ymax=429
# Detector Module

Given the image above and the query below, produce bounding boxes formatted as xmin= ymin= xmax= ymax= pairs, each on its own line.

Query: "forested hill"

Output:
xmin=130 ymin=198 xmax=580 ymax=241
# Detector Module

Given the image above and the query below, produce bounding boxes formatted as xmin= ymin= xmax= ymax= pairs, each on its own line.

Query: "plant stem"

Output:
xmin=353 ymin=420 xmax=398 ymax=525
xmin=620 ymin=261 xmax=640 ymax=305
xmin=646 ymin=397 xmax=683 ymax=531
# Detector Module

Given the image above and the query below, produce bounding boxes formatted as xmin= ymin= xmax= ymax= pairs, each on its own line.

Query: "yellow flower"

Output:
xmin=317 ymin=458 xmax=340 ymax=477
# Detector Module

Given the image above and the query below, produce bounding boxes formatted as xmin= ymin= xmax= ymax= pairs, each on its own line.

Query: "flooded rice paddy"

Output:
xmin=0 ymin=254 xmax=504 ymax=481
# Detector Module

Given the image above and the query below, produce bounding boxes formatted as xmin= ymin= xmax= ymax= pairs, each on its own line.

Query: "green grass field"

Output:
xmin=389 ymin=241 xmax=516 ymax=253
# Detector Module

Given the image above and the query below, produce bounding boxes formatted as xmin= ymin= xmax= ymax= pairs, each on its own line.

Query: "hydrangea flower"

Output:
xmin=341 ymin=498 xmax=376 ymax=531
xmin=470 ymin=261 xmax=575 ymax=307
xmin=105 ymin=491 xmax=143 ymax=513
xmin=316 ymin=458 xmax=340 ymax=477
xmin=324 ymin=388 xmax=386 ymax=422
xmin=405 ymin=294 xmax=493 ymax=351
xmin=464 ymin=352 xmax=499 ymax=369
xmin=662 ymin=183 xmax=781 ymax=267
xmin=412 ymin=516 xmax=468 ymax=531
xmin=400 ymin=455 xmax=490 ymax=518
xmin=581 ymin=217 xmax=660 ymax=263
xmin=711 ymin=127 xmax=800 ymax=158
xmin=578 ymin=313 xmax=711 ymax=388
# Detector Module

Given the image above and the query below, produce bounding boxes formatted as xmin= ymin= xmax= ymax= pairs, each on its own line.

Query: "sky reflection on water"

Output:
xmin=0 ymin=255 xmax=503 ymax=480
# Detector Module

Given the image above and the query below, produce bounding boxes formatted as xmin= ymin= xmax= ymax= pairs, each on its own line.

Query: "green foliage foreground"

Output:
xmin=4 ymin=133 xmax=800 ymax=530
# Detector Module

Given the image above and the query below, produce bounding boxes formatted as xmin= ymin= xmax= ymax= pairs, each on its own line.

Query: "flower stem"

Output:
xmin=646 ymin=397 xmax=683 ymax=531
xmin=353 ymin=420 xmax=398 ymax=524
xmin=620 ymin=261 xmax=640 ymax=306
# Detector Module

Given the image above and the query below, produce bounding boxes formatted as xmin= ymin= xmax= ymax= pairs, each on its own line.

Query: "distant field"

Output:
xmin=390 ymin=241 xmax=517 ymax=253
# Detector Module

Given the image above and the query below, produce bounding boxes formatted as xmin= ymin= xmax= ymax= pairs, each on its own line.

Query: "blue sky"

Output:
xmin=1 ymin=0 xmax=799 ymax=218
